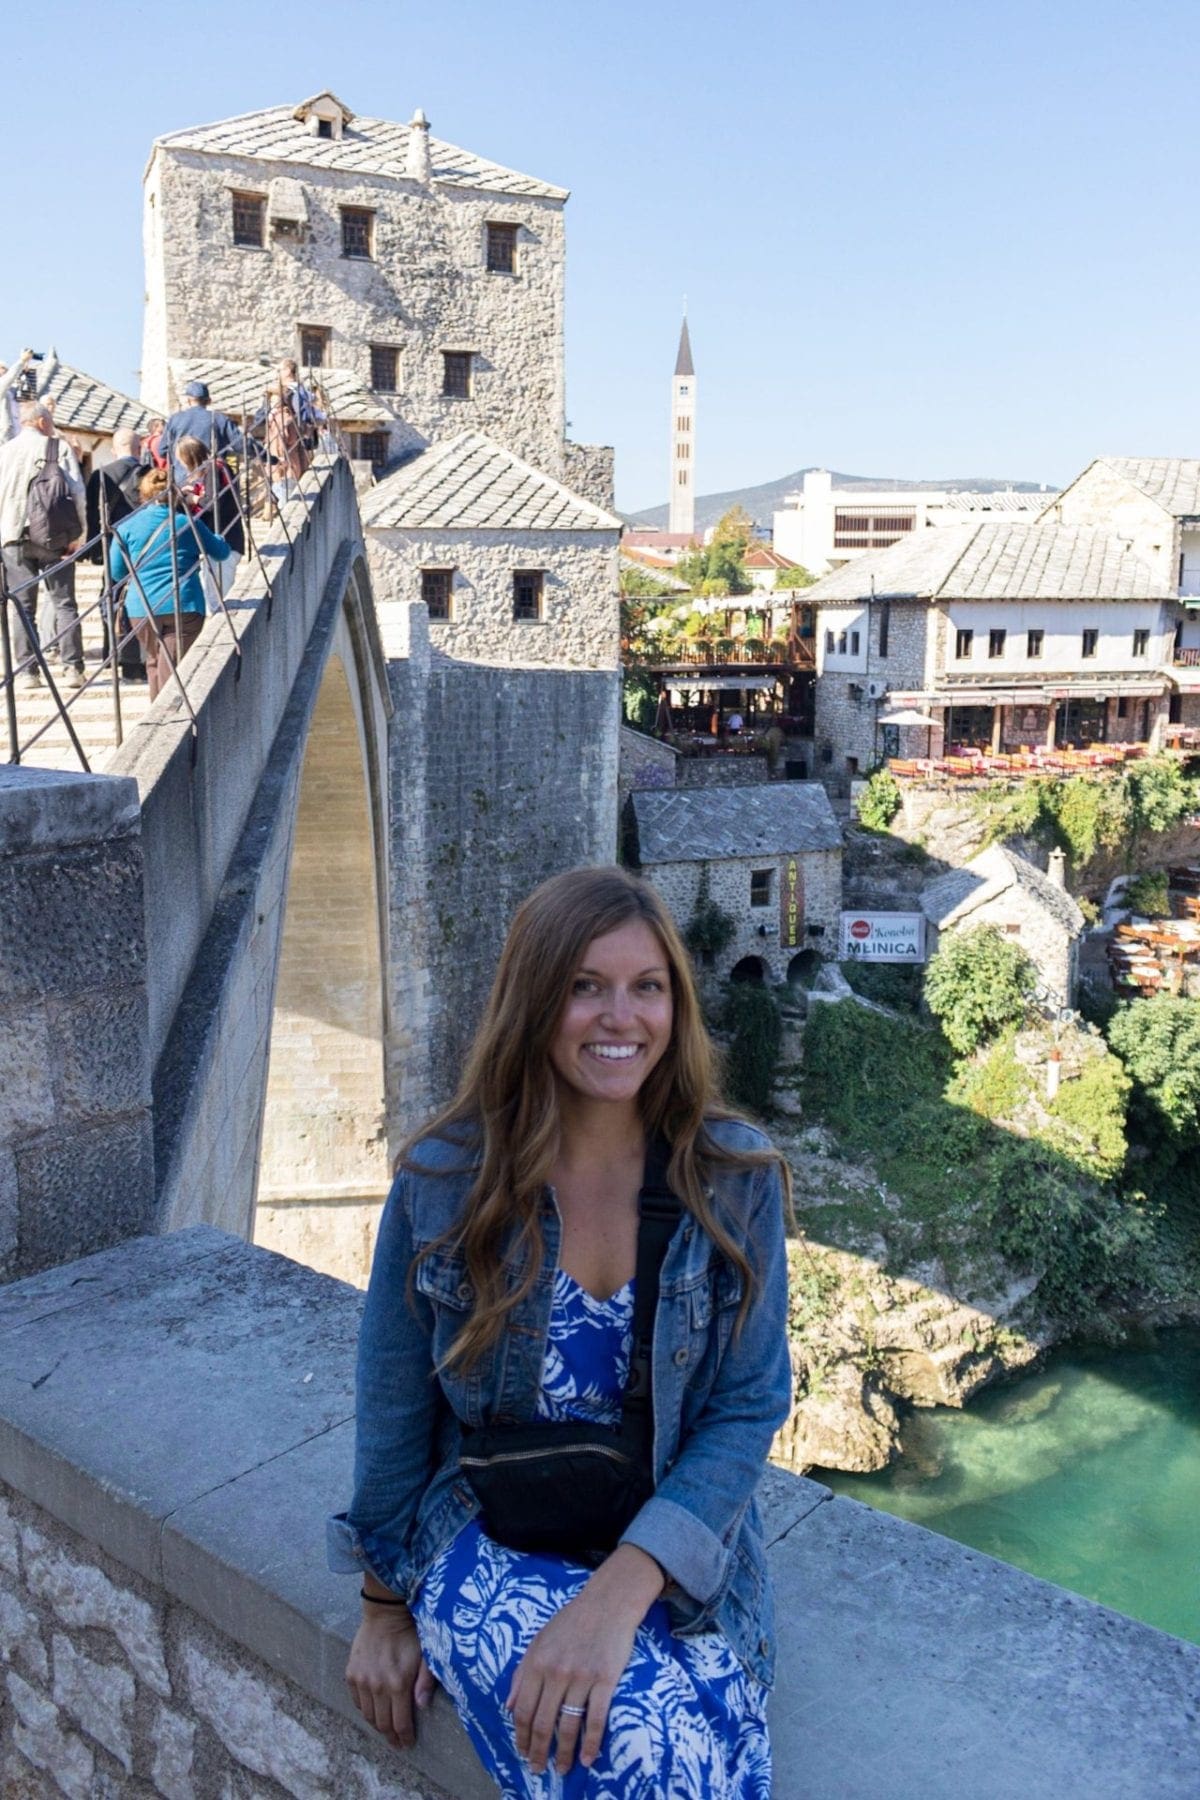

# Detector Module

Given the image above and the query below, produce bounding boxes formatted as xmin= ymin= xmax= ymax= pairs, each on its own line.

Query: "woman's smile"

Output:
xmin=550 ymin=920 xmax=673 ymax=1105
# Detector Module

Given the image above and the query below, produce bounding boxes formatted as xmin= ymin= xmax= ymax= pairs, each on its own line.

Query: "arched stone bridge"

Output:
xmin=0 ymin=459 xmax=395 ymax=1284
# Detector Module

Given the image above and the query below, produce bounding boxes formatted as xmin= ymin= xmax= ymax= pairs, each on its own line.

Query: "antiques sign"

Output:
xmin=781 ymin=858 xmax=804 ymax=948
xmin=839 ymin=911 xmax=926 ymax=963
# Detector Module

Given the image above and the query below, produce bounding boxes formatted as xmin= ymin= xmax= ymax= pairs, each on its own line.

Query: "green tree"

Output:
xmin=924 ymin=926 xmax=1038 ymax=1055
xmin=675 ymin=506 xmax=754 ymax=595
xmin=857 ymin=768 xmax=902 ymax=832
xmin=723 ymin=981 xmax=782 ymax=1115
xmin=774 ymin=563 xmax=816 ymax=589
xmin=683 ymin=864 xmax=736 ymax=965
xmin=1107 ymin=997 xmax=1200 ymax=1147
xmin=619 ymin=563 xmax=677 ymax=599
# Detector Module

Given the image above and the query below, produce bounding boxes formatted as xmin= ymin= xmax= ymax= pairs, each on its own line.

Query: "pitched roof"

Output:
xmin=168 ymin=357 xmax=395 ymax=424
xmin=154 ymin=103 xmax=567 ymax=201
xmin=32 ymin=352 xmax=149 ymax=436
xmin=745 ymin=546 xmax=799 ymax=570
xmin=632 ymin=783 xmax=842 ymax=863
xmin=805 ymin=520 xmax=1172 ymax=605
xmin=361 ymin=432 xmax=621 ymax=533
xmin=1093 ymin=458 xmax=1200 ymax=518
xmin=674 ymin=318 xmax=694 ymax=377
xmin=921 ymin=844 xmax=1084 ymax=935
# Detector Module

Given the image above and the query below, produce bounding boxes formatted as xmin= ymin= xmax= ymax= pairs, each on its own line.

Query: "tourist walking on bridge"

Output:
xmin=0 ymin=399 xmax=86 ymax=688
xmin=107 ymin=466 xmax=231 ymax=700
xmin=332 ymin=865 xmax=790 ymax=1796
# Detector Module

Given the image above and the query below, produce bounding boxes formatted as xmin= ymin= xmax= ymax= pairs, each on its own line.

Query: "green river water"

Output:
xmin=818 ymin=1325 xmax=1200 ymax=1645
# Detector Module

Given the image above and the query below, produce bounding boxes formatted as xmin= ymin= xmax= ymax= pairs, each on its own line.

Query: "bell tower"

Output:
xmin=668 ymin=315 xmax=696 ymax=537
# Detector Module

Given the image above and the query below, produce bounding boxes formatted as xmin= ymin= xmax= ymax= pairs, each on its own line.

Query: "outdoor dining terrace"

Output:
xmin=886 ymin=741 xmax=1152 ymax=785
xmin=1108 ymin=867 xmax=1200 ymax=997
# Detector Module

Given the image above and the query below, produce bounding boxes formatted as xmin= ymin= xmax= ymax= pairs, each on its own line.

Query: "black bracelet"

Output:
xmin=360 ymin=1586 xmax=408 ymax=1606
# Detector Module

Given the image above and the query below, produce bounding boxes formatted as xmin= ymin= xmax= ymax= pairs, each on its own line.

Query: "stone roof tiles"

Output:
xmin=33 ymin=353 xmax=149 ymax=436
xmin=1095 ymin=457 xmax=1200 ymax=518
xmin=921 ymin=844 xmax=1084 ymax=935
xmin=154 ymin=104 xmax=568 ymax=201
xmin=805 ymin=521 xmax=1172 ymax=605
xmin=361 ymin=432 xmax=621 ymax=533
xmin=168 ymin=358 xmax=395 ymax=424
xmin=632 ymin=783 xmax=842 ymax=864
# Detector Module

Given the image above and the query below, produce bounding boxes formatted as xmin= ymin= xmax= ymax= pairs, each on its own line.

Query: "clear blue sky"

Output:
xmin=5 ymin=0 xmax=1198 ymax=512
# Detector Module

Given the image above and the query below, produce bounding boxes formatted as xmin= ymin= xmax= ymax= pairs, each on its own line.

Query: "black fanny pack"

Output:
xmin=458 ymin=1140 xmax=681 ymax=1561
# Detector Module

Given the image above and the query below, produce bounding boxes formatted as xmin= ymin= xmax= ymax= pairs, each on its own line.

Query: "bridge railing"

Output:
xmin=1 ymin=423 xmax=346 ymax=773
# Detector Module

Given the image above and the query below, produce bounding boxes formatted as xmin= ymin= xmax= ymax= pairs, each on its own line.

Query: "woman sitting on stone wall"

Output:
xmin=329 ymin=865 xmax=792 ymax=1796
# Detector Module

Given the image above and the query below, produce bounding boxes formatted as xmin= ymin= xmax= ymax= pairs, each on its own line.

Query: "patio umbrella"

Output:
xmin=878 ymin=706 xmax=938 ymax=759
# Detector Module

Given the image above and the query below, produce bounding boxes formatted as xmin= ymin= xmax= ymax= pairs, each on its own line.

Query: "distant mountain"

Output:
xmin=626 ymin=469 xmax=1054 ymax=533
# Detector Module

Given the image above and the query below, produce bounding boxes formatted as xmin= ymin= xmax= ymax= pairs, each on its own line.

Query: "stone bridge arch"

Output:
xmin=254 ymin=569 xmax=393 ymax=1282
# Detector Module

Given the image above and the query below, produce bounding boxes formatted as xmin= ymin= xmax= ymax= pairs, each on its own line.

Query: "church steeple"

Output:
xmin=668 ymin=313 xmax=696 ymax=537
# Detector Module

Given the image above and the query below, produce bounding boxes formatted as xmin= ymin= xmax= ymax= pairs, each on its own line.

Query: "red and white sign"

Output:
xmin=839 ymin=912 xmax=926 ymax=963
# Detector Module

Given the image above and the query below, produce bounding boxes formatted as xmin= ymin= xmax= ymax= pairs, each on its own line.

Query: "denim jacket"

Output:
xmin=326 ymin=1118 xmax=793 ymax=1687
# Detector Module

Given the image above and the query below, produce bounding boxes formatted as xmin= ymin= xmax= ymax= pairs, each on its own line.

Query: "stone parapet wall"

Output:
xmin=0 ymin=769 xmax=153 ymax=1285
xmin=561 ymin=442 xmax=616 ymax=512
xmin=2 ymin=1228 xmax=1198 ymax=1800
xmin=676 ymin=754 xmax=769 ymax=787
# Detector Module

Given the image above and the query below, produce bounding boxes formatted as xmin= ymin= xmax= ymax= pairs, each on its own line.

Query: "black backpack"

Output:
xmin=26 ymin=439 xmax=80 ymax=552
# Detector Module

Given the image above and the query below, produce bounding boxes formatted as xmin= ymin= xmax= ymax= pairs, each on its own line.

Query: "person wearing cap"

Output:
xmin=160 ymin=382 xmax=251 ymax=484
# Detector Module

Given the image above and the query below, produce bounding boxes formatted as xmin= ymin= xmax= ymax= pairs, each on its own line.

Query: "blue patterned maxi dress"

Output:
xmin=412 ymin=1269 xmax=772 ymax=1798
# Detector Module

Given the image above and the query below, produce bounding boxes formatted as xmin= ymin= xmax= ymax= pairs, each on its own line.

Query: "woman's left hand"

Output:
xmin=506 ymin=1544 xmax=664 ymax=1776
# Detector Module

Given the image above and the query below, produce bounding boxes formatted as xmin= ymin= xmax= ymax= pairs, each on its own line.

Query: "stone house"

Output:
xmin=806 ymin=519 xmax=1177 ymax=790
xmin=1045 ymin=458 xmax=1200 ymax=734
xmin=21 ymin=350 xmax=150 ymax=474
xmin=920 ymin=844 xmax=1085 ymax=1009
xmin=362 ymin=431 xmax=620 ymax=670
xmin=629 ymin=784 xmax=843 ymax=985
xmin=140 ymin=90 xmax=610 ymax=495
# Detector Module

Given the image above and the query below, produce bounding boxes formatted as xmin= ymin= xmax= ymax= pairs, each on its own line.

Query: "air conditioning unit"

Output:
xmin=866 ymin=679 xmax=889 ymax=701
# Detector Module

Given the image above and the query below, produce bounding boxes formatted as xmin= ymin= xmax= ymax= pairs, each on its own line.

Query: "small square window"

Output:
xmin=422 ymin=568 xmax=453 ymax=620
xmin=955 ymin=628 xmax=973 ymax=659
xmin=231 ymin=192 xmax=265 ymax=248
xmin=299 ymin=325 xmax=330 ymax=368
xmin=370 ymin=345 xmax=399 ymax=391
xmin=317 ymin=118 xmax=334 ymax=140
xmin=341 ymin=206 xmax=375 ymax=259
xmin=750 ymin=868 xmax=773 ymax=907
xmin=513 ymin=569 xmax=544 ymax=621
xmin=1132 ymin=628 xmax=1149 ymax=657
xmin=442 ymin=352 xmax=472 ymax=398
xmin=989 ymin=628 xmax=1006 ymax=659
xmin=1027 ymin=629 xmax=1044 ymax=659
xmin=1004 ymin=923 xmax=1022 ymax=936
xmin=1082 ymin=628 xmax=1098 ymax=658
xmin=486 ymin=222 xmax=518 ymax=274
xmin=350 ymin=431 xmax=388 ymax=467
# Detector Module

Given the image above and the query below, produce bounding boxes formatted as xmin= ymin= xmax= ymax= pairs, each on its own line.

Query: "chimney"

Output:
xmin=1047 ymin=847 xmax=1066 ymax=889
xmin=1046 ymin=1046 xmax=1062 ymax=1102
xmin=407 ymin=108 xmax=431 ymax=182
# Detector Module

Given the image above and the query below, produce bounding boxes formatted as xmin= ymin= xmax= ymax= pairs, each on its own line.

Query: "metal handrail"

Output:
xmin=2 ymin=422 xmax=343 ymax=770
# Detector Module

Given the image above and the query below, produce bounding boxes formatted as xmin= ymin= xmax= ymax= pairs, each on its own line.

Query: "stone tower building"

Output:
xmin=139 ymin=89 xmax=609 ymax=496
xmin=668 ymin=315 xmax=696 ymax=537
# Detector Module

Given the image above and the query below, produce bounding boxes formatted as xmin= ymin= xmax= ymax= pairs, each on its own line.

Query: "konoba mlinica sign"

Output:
xmin=839 ymin=912 xmax=927 ymax=963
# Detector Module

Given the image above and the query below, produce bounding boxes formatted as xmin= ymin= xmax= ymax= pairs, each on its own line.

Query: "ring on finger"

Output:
xmin=558 ymin=1703 xmax=588 ymax=1718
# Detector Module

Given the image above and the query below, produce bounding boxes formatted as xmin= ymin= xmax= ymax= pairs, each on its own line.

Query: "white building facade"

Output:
xmin=773 ymin=468 xmax=1056 ymax=578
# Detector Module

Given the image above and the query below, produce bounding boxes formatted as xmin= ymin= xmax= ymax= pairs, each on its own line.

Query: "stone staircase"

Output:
xmin=5 ymin=565 xmax=154 ymax=773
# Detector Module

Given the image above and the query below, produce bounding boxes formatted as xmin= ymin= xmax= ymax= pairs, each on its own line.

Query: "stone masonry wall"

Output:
xmin=815 ymin=600 xmax=929 ymax=792
xmin=368 ymin=528 xmax=619 ymax=672
xmin=0 ymin=1485 xmax=450 ymax=1800
xmin=676 ymin=755 xmax=769 ymax=787
xmin=641 ymin=846 xmax=843 ymax=986
xmin=934 ymin=887 xmax=1077 ymax=1010
xmin=1048 ymin=465 xmax=1177 ymax=579
xmin=0 ymin=770 xmax=154 ymax=1285
xmin=143 ymin=145 xmax=567 ymax=475
xmin=562 ymin=442 xmax=616 ymax=512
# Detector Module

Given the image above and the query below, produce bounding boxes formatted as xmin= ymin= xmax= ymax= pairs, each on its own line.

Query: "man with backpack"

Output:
xmin=0 ymin=400 xmax=85 ymax=688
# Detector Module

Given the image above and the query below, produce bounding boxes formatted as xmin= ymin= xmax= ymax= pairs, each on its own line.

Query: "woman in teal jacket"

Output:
xmin=330 ymin=866 xmax=793 ymax=1796
xmin=107 ymin=466 xmax=230 ymax=698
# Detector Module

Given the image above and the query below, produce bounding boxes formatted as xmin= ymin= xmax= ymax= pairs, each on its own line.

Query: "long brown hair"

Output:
xmin=407 ymin=865 xmax=790 ymax=1373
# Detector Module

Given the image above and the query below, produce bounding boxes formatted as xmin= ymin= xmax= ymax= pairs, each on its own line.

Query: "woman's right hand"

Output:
xmin=345 ymin=1603 xmax=437 ymax=1750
